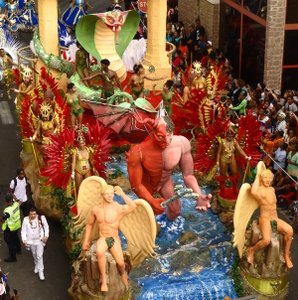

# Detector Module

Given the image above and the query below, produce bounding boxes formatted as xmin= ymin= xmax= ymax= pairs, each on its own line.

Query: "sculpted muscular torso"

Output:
xmin=127 ymin=117 xmax=211 ymax=221
xmin=247 ymin=169 xmax=293 ymax=269
xmin=82 ymin=185 xmax=136 ymax=291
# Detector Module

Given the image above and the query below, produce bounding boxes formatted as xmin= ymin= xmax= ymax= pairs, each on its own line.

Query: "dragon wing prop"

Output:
xmin=233 ymin=161 xmax=266 ymax=257
xmin=74 ymin=176 xmax=107 ymax=242
xmin=83 ymin=99 xmax=157 ymax=143
xmin=119 ymin=199 xmax=157 ymax=268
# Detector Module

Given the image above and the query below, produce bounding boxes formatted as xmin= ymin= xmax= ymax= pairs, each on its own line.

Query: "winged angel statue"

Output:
xmin=71 ymin=176 xmax=157 ymax=295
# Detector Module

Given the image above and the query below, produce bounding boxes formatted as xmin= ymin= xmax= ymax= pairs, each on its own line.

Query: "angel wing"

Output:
xmin=119 ymin=199 xmax=156 ymax=268
xmin=233 ymin=161 xmax=266 ymax=257
xmin=74 ymin=176 xmax=107 ymax=242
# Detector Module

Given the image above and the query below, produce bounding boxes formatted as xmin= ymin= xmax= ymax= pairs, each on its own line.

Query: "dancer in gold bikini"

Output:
xmin=32 ymin=102 xmax=59 ymax=145
xmin=216 ymin=127 xmax=250 ymax=176
xmin=71 ymin=132 xmax=93 ymax=192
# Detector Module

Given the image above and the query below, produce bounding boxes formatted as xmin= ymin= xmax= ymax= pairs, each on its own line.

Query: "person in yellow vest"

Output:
xmin=1 ymin=193 xmax=22 ymax=262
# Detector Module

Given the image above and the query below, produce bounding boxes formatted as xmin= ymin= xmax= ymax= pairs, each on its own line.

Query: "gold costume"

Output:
xmin=221 ymin=139 xmax=235 ymax=163
xmin=74 ymin=147 xmax=91 ymax=176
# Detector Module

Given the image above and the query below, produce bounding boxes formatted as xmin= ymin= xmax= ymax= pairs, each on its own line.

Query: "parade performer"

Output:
xmin=19 ymin=0 xmax=38 ymax=31
xmin=66 ymin=83 xmax=84 ymax=129
xmin=21 ymin=207 xmax=49 ymax=281
xmin=14 ymin=65 xmax=34 ymax=109
xmin=5 ymin=0 xmax=21 ymax=32
xmin=73 ymin=176 xmax=156 ymax=295
xmin=75 ymin=42 xmax=91 ymax=87
xmin=153 ymin=80 xmax=174 ymax=116
xmin=71 ymin=132 xmax=93 ymax=192
xmin=83 ymin=59 xmax=122 ymax=98
xmin=61 ymin=0 xmax=91 ymax=29
xmin=40 ymin=123 xmax=111 ymax=190
xmin=124 ymin=64 xmax=148 ymax=100
xmin=216 ymin=126 xmax=251 ymax=177
xmin=127 ymin=116 xmax=211 ymax=220
xmin=0 ymin=47 xmax=16 ymax=99
xmin=32 ymin=102 xmax=59 ymax=145
xmin=195 ymin=113 xmax=262 ymax=203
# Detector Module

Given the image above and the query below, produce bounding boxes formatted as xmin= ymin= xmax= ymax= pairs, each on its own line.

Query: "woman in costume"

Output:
xmin=32 ymin=102 xmax=58 ymax=145
xmin=71 ymin=132 xmax=93 ymax=192
xmin=5 ymin=0 xmax=21 ymax=32
xmin=153 ymin=80 xmax=174 ymax=116
xmin=216 ymin=126 xmax=250 ymax=177
xmin=19 ymin=0 xmax=37 ymax=30
xmin=75 ymin=42 xmax=90 ymax=87
xmin=61 ymin=0 xmax=91 ymax=29
xmin=125 ymin=64 xmax=149 ymax=100
xmin=14 ymin=65 xmax=34 ymax=109
xmin=66 ymin=83 xmax=84 ymax=129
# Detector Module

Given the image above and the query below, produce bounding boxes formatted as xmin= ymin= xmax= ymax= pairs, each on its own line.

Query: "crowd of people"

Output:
xmin=162 ymin=7 xmax=298 ymax=231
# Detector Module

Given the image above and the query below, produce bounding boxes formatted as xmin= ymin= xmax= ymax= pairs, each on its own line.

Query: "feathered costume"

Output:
xmin=194 ymin=111 xmax=262 ymax=202
xmin=40 ymin=123 xmax=112 ymax=189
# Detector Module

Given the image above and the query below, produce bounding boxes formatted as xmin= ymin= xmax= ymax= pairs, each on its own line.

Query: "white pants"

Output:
xmin=29 ymin=242 xmax=44 ymax=271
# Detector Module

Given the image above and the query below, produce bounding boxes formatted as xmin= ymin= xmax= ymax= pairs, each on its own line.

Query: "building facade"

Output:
xmin=178 ymin=0 xmax=298 ymax=90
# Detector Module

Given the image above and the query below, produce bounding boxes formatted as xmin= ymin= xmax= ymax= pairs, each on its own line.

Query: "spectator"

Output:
xmin=195 ymin=17 xmax=206 ymax=45
xmin=276 ymin=112 xmax=287 ymax=133
xmin=21 ymin=207 xmax=49 ymax=281
xmin=287 ymin=142 xmax=298 ymax=179
xmin=285 ymin=95 xmax=298 ymax=114
xmin=9 ymin=168 xmax=30 ymax=217
xmin=273 ymin=143 xmax=287 ymax=172
xmin=230 ymin=89 xmax=248 ymax=116
xmin=1 ymin=193 xmax=22 ymax=262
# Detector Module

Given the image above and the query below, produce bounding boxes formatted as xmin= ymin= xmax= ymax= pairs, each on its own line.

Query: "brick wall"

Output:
xmin=199 ymin=0 xmax=220 ymax=49
xmin=263 ymin=0 xmax=287 ymax=90
xmin=178 ymin=0 xmax=220 ymax=48
xmin=178 ymin=0 xmax=200 ymax=28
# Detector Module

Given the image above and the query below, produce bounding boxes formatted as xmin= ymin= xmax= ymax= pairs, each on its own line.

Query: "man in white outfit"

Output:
xmin=21 ymin=207 xmax=49 ymax=281
xmin=9 ymin=168 xmax=30 ymax=216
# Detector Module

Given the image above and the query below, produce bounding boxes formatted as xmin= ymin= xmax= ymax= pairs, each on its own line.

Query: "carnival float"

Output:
xmin=1 ymin=0 xmax=294 ymax=299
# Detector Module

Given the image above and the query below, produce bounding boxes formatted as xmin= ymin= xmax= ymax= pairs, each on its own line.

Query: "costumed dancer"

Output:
xmin=75 ymin=42 xmax=91 ymax=87
xmin=153 ymin=80 xmax=174 ymax=116
xmin=5 ymin=0 xmax=21 ymax=32
xmin=61 ymin=0 xmax=91 ymax=29
xmin=66 ymin=83 xmax=84 ymax=129
xmin=32 ymin=102 xmax=59 ymax=145
xmin=71 ymin=132 xmax=93 ymax=192
xmin=14 ymin=65 xmax=34 ymax=109
xmin=0 ymin=47 xmax=16 ymax=99
xmin=19 ymin=0 xmax=38 ymax=31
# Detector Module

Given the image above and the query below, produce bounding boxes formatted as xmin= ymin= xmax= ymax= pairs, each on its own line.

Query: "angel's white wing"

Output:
xmin=74 ymin=176 xmax=107 ymax=241
xmin=233 ymin=161 xmax=266 ymax=257
xmin=120 ymin=199 xmax=156 ymax=267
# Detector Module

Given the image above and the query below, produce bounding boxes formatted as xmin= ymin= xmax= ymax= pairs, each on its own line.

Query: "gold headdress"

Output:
xmin=40 ymin=102 xmax=53 ymax=119
xmin=76 ymin=130 xmax=86 ymax=144
xmin=192 ymin=61 xmax=202 ymax=74
xmin=21 ymin=65 xmax=33 ymax=80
